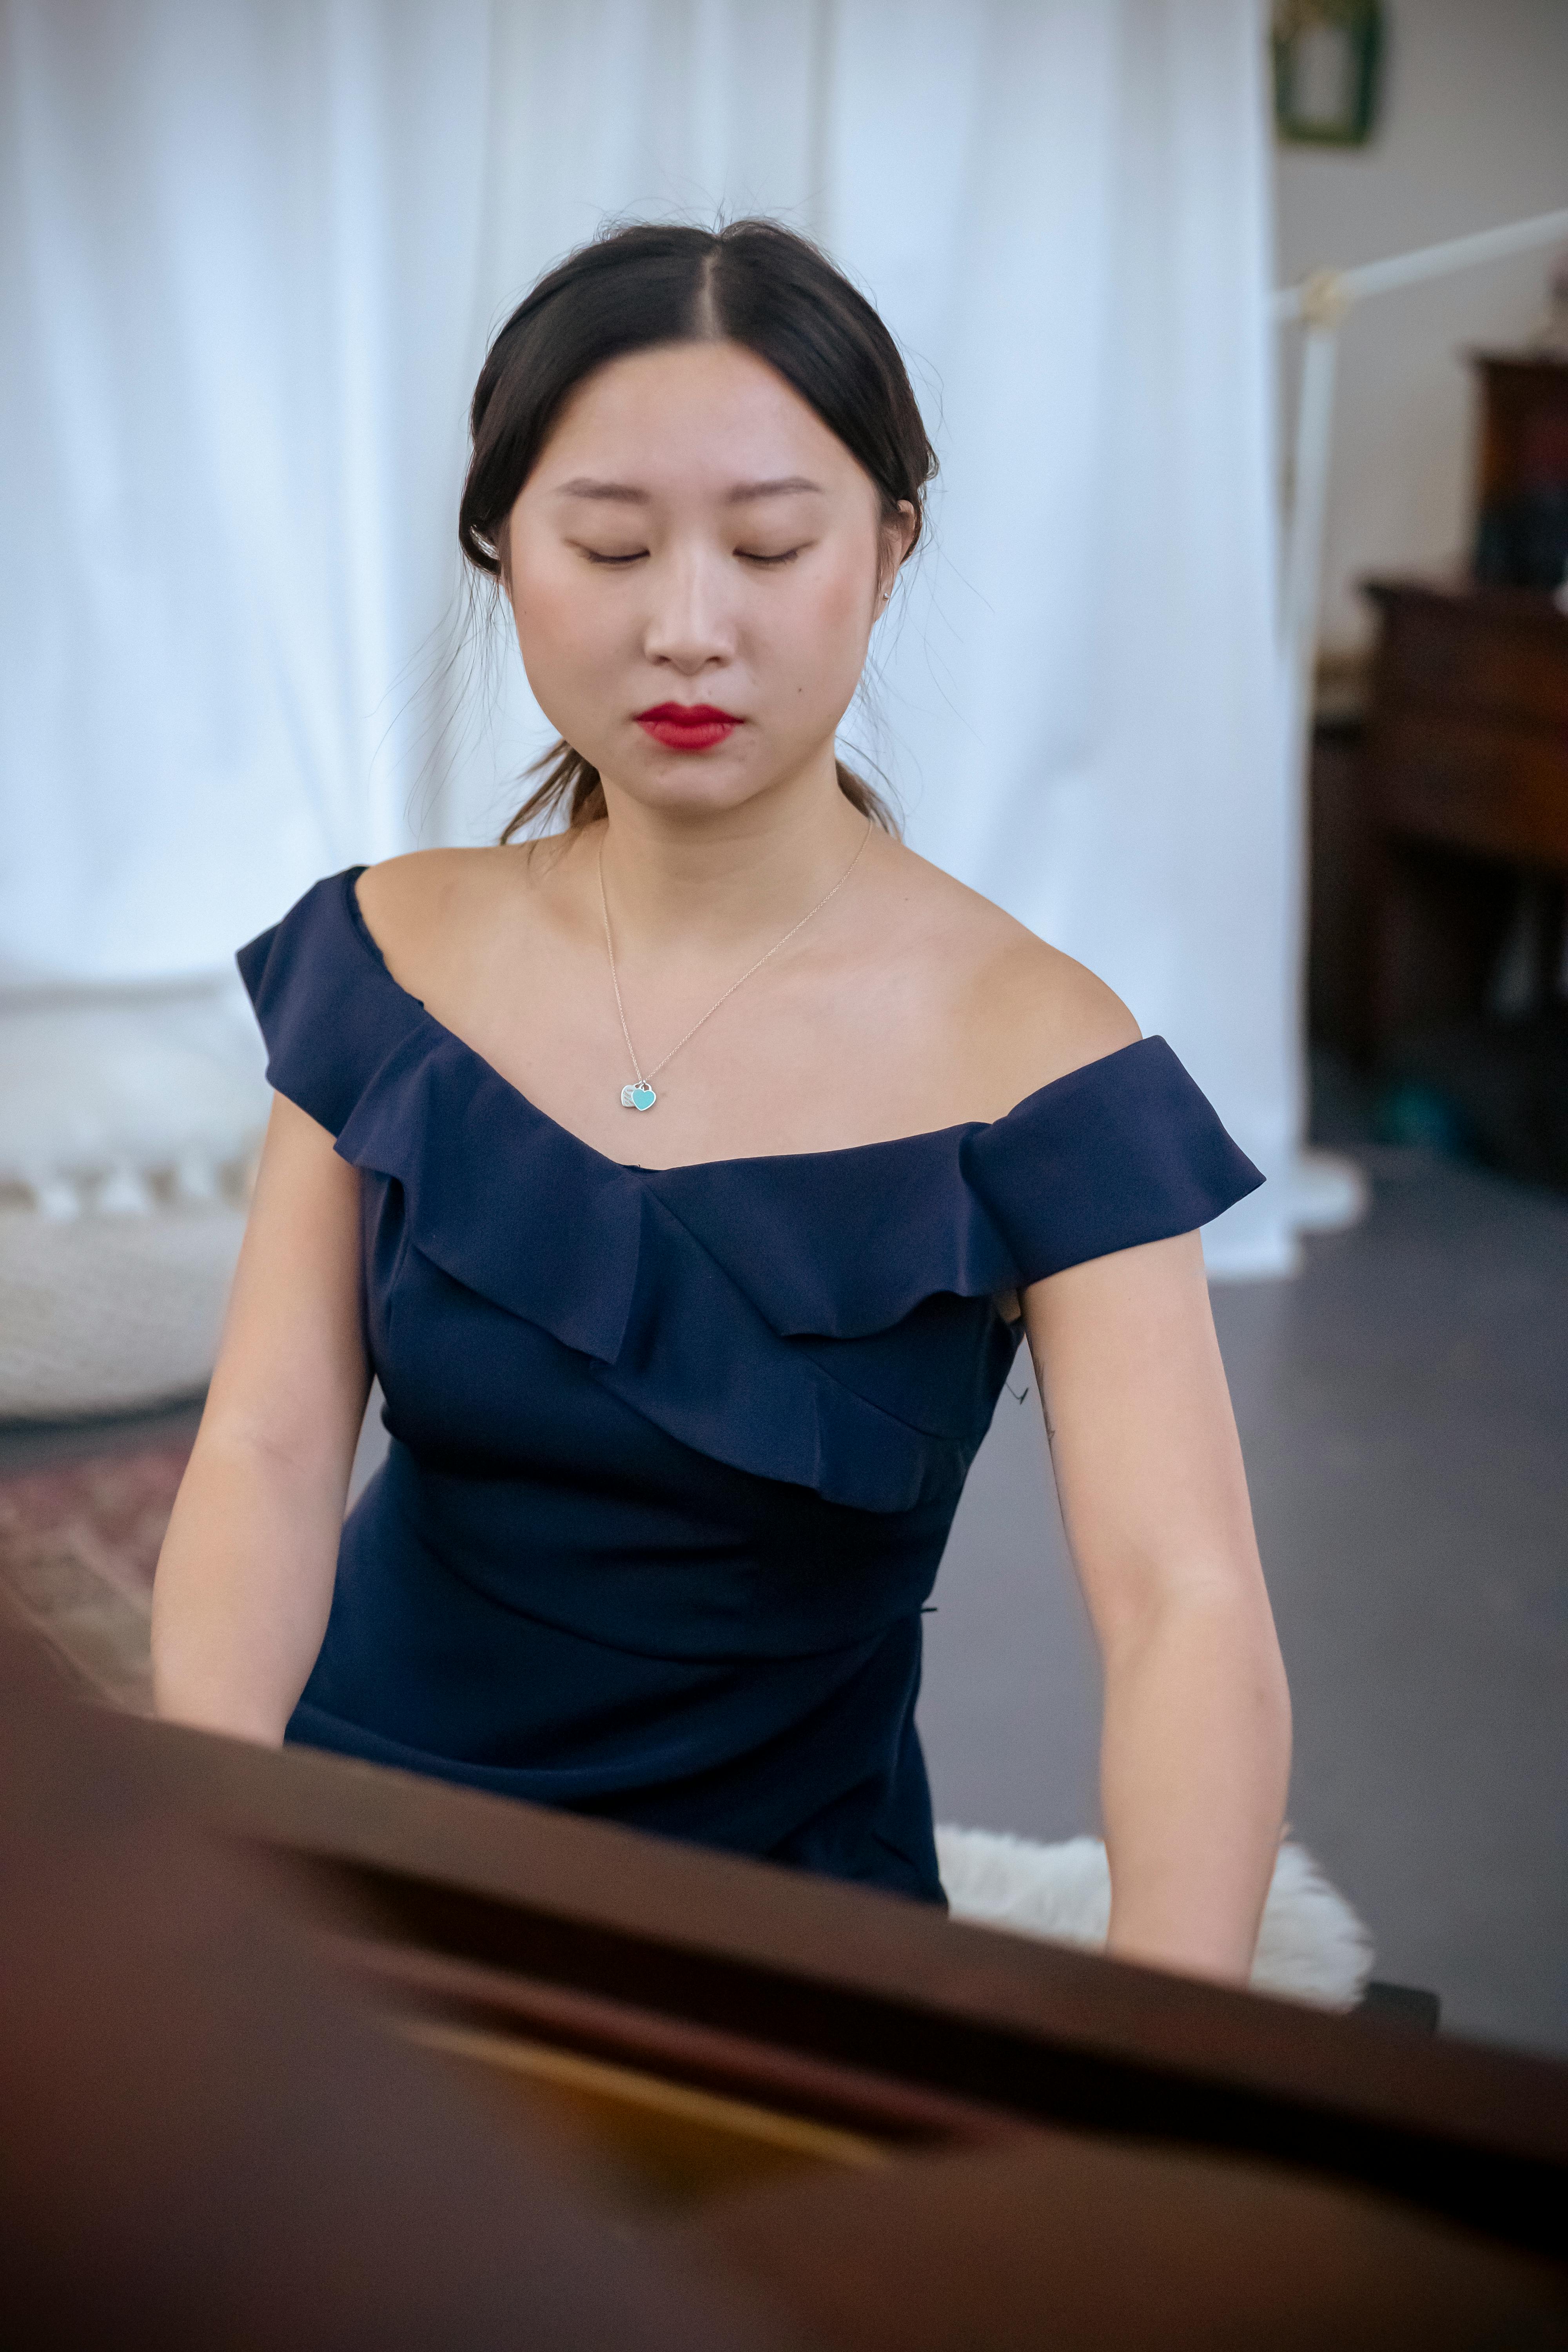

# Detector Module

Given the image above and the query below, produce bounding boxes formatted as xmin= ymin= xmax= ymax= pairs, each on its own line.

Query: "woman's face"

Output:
xmin=505 ymin=339 xmax=907 ymax=819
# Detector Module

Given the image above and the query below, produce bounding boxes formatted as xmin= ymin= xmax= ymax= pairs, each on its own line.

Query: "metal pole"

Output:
xmin=1272 ymin=205 xmax=1568 ymax=323
xmin=1283 ymin=314 xmax=1342 ymax=742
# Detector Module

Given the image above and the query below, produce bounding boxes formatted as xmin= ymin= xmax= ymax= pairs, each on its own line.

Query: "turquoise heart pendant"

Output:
xmin=620 ymin=1082 xmax=657 ymax=1112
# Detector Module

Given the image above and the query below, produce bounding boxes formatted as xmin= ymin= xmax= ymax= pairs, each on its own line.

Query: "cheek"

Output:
xmin=769 ymin=558 xmax=871 ymax=697
xmin=509 ymin=547 xmax=620 ymax=701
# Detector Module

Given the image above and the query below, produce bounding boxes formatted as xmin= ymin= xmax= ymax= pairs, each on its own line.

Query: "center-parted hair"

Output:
xmin=458 ymin=219 xmax=936 ymax=839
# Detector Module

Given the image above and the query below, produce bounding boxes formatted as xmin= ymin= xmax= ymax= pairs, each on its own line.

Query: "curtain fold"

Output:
xmin=2 ymin=0 xmax=1295 ymax=1268
xmin=1 ymin=0 xmax=492 ymax=980
xmin=817 ymin=0 xmax=1292 ymax=1272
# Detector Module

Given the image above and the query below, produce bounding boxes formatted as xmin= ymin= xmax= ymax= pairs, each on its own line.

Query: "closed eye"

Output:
xmin=574 ymin=543 xmax=807 ymax=568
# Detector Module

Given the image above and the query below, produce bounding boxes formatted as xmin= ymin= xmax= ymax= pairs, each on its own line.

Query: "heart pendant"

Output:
xmin=620 ymin=1082 xmax=657 ymax=1112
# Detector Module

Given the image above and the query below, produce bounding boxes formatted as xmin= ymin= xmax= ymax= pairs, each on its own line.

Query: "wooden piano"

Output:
xmin=1359 ymin=575 xmax=1568 ymax=1054
xmin=6 ymin=1619 xmax=1562 ymax=2350
xmin=1352 ymin=355 xmax=1568 ymax=1061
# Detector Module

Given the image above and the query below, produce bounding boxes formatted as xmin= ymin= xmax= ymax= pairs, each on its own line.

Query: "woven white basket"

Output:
xmin=0 ymin=1203 xmax=249 ymax=1418
xmin=0 ymin=982 xmax=265 ymax=1418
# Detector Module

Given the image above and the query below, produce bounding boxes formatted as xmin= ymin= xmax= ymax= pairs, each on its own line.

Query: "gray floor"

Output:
xmin=6 ymin=1082 xmax=1565 ymax=2057
xmin=920 ymin=1082 xmax=1568 ymax=2060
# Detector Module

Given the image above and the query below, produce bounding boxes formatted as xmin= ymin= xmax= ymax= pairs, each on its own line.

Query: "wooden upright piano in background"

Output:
xmin=1357 ymin=575 xmax=1568 ymax=1054
xmin=1322 ymin=354 xmax=1568 ymax=1065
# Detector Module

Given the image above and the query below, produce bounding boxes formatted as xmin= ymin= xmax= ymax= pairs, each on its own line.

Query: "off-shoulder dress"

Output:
xmin=236 ymin=869 xmax=1263 ymax=1905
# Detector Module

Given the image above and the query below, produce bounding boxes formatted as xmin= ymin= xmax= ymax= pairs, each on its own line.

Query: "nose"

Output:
xmin=641 ymin=544 xmax=737 ymax=677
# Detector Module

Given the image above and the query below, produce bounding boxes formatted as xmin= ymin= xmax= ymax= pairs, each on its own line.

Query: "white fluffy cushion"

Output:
xmin=936 ymin=1825 xmax=1375 ymax=2009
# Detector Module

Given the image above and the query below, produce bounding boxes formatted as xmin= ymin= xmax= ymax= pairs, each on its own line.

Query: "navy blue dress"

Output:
xmin=237 ymin=869 xmax=1262 ymax=1906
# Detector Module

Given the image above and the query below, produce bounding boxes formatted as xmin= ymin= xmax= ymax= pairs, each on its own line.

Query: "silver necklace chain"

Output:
xmin=597 ymin=819 xmax=872 ymax=1111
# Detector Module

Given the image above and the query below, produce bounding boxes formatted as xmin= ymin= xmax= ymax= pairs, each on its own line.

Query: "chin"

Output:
xmin=627 ymin=770 xmax=775 ymax=823
xmin=608 ymin=739 xmax=794 ymax=820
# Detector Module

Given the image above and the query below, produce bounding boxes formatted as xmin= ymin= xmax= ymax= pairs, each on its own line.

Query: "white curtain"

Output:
xmin=2 ymin=0 xmax=1297 ymax=1272
xmin=1 ymin=0 xmax=493 ymax=977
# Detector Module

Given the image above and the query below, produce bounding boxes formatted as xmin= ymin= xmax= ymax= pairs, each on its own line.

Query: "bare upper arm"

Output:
xmin=1020 ymin=1230 xmax=1265 ymax=1652
xmin=197 ymin=1091 xmax=369 ymax=1483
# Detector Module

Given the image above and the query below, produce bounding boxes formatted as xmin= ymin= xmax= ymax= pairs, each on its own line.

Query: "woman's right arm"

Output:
xmin=151 ymin=1092 xmax=370 ymax=1744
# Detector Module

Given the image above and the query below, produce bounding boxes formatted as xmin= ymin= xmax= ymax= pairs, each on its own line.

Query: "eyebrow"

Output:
xmin=553 ymin=475 xmax=826 ymax=505
xmin=554 ymin=478 xmax=650 ymax=504
xmin=723 ymin=475 xmax=826 ymax=504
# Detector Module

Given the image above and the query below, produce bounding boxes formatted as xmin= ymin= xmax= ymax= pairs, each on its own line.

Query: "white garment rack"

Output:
xmin=1276 ymin=205 xmax=1568 ymax=765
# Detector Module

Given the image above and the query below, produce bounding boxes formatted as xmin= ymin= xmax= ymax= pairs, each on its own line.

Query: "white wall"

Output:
xmin=1275 ymin=0 xmax=1568 ymax=658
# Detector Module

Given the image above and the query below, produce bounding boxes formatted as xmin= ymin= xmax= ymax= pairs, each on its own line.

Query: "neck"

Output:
xmin=590 ymin=744 xmax=871 ymax=958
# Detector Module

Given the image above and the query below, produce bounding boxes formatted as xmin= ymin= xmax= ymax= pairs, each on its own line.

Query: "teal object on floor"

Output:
xmin=1375 ymin=1080 xmax=1471 ymax=1159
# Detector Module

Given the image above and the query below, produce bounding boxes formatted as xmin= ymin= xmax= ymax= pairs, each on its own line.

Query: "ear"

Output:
xmin=876 ymin=500 xmax=920 ymax=605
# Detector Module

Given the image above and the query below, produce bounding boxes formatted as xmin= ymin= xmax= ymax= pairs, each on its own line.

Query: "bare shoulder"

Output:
xmin=353 ymin=845 xmax=520 ymax=944
xmin=879 ymin=843 xmax=1140 ymax=1114
xmin=350 ymin=846 xmax=552 ymax=994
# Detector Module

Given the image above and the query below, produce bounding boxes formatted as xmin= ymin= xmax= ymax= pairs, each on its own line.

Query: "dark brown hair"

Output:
xmin=458 ymin=219 xmax=936 ymax=839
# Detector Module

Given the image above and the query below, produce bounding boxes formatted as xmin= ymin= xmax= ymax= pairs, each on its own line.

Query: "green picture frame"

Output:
xmin=1272 ymin=0 xmax=1384 ymax=149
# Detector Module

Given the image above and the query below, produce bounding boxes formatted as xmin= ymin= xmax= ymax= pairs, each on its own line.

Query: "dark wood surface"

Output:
xmin=1356 ymin=578 xmax=1568 ymax=1053
xmin=9 ymin=1617 xmax=1565 ymax=2350
xmin=1470 ymin=352 xmax=1568 ymax=590
xmin=0 ymin=1626 xmax=795 ymax=2352
xmin=1307 ymin=714 xmax=1376 ymax=1054
xmin=113 ymin=1708 xmax=1568 ymax=2260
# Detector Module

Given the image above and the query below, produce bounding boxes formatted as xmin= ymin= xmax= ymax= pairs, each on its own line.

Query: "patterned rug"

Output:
xmin=0 ymin=1440 xmax=191 ymax=1711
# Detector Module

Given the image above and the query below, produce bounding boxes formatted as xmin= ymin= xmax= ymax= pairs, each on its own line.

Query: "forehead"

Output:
xmin=532 ymin=341 xmax=865 ymax=499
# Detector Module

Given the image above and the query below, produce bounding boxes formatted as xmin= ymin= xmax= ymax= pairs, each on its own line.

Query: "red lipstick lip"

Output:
xmin=635 ymin=703 xmax=741 ymax=723
xmin=635 ymin=702 xmax=742 ymax=751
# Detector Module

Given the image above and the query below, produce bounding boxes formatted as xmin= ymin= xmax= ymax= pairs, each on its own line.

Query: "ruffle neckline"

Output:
xmin=332 ymin=860 xmax=1039 ymax=1186
xmin=236 ymin=868 xmax=1264 ymax=1510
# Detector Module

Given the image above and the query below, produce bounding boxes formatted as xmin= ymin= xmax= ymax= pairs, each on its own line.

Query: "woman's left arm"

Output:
xmin=1021 ymin=1228 xmax=1291 ymax=1984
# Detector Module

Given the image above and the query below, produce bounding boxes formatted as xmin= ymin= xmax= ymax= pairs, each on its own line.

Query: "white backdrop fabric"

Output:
xmin=2 ymin=0 xmax=1298 ymax=1272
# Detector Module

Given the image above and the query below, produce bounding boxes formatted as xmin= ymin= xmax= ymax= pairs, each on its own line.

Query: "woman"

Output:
xmin=153 ymin=220 xmax=1289 ymax=1984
